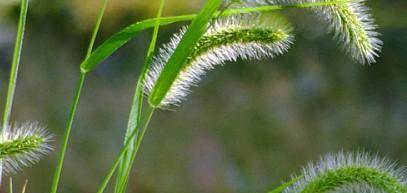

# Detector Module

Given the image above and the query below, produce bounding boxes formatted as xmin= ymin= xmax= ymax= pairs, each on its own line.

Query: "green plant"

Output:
xmin=283 ymin=152 xmax=407 ymax=193
xmin=2 ymin=0 xmax=405 ymax=193
xmin=9 ymin=178 xmax=28 ymax=193
xmin=144 ymin=14 xmax=294 ymax=107
xmin=0 ymin=122 xmax=52 ymax=174
xmin=0 ymin=0 xmax=52 ymax=187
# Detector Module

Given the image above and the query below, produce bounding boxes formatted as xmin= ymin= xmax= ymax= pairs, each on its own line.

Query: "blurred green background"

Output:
xmin=0 ymin=0 xmax=406 ymax=192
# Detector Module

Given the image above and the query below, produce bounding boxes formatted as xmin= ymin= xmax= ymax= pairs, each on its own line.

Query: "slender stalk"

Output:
xmin=159 ymin=0 xmax=361 ymax=23
xmin=96 ymin=107 xmax=155 ymax=193
xmin=21 ymin=180 xmax=28 ymax=193
xmin=1 ymin=0 xmax=29 ymax=188
xmin=9 ymin=178 xmax=12 ymax=193
xmin=86 ymin=0 xmax=109 ymax=57
xmin=49 ymin=1 xmax=108 ymax=193
xmin=115 ymin=0 xmax=166 ymax=192
xmin=49 ymin=73 xmax=86 ymax=193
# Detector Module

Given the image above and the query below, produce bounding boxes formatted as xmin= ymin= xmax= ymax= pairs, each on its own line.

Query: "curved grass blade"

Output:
xmin=147 ymin=0 xmax=224 ymax=107
xmin=79 ymin=15 xmax=193 ymax=73
xmin=268 ymin=176 xmax=302 ymax=193
xmin=79 ymin=1 xmax=346 ymax=73
xmin=114 ymin=0 xmax=166 ymax=193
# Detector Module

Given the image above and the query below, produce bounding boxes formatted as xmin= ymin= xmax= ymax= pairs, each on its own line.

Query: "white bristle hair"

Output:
xmin=283 ymin=151 xmax=407 ymax=193
xmin=0 ymin=122 xmax=53 ymax=174
xmin=240 ymin=0 xmax=382 ymax=64
xmin=144 ymin=14 xmax=294 ymax=108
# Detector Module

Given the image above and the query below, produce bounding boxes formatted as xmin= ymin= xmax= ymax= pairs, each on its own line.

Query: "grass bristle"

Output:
xmin=144 ymin=14 xmax=294 ymax=108
xmin=0 ymin=122 xmax=53 ymax=174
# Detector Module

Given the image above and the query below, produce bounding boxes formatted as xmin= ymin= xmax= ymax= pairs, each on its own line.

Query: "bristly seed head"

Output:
xmin=0 ymin=122 xmax=53 ymax=174
xmin=284 ymin=151 xmax=407 ymax=193
xmin=144 ymin=14 xmax=294 ymax=108
xmin=241 ymin=0 xmax=382 ymax=64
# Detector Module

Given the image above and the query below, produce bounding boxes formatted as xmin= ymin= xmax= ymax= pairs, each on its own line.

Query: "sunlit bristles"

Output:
xmin=311 ymin=0 xmax=382 ymax=64
xmin=0 ymin=122 xmax=53 ymax=174
xmin=241 ymin=0 xmax=382 ymax=64
xmin=144 ymin=14 xmax=294 ymax=108
xmin=284 ymin=152 xmax=407 ymax=193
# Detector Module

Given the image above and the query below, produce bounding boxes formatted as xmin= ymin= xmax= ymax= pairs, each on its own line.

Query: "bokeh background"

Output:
xmin=0 ymin=0 xmax=406 ymax=192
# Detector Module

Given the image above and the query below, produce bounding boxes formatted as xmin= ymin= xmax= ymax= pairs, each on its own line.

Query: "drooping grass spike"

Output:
xmin=144 ymin=14 xmax=294 ymax=108
xmin=242 ymin=0 xmax=382 ymax=64
xmin=0 ymin=122 xmax=53 ymax=174
xmin=284 ymin=152 xmax=407 ymax=193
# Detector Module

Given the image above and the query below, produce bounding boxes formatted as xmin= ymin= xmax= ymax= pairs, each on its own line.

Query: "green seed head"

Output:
xmin=243 ymin=0 xmax=382 ymax=64
xmin=145 ymin=14 xmax=294 ymax=108
xmin=284 ymin=152 xmax=407 ymax=193
xmin=0 ymin=122 xmax=53 ymax=174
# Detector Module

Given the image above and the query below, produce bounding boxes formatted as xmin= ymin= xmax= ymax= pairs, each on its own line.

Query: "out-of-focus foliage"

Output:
xmin=0 ymin=0 xmax=406 ymax=193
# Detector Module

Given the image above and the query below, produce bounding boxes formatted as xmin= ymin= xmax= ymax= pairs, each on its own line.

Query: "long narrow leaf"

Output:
xmin=148 ymin=0 xmax=223 ymax=106
xmin=267 ymin=176 xmax=301 ymax=193
xmin=80 ymin=14 xmax=194 ymax=73
xmin=79 ymin=1 xmax=348 ymax=73
xmin=114 ymin=0 xmax=166 ymax=192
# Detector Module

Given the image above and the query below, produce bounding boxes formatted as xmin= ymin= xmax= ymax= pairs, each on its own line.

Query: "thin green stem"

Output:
xmin=2 ymin=0 xmax=29 ymax=134
xmin=1 ymin=0 xmax=29 ymax=187
xmin=49 ymin=1 xmax=108 ymax=193
xmin=49 ymin=73 xmax=86 ymax=193
xmin=86 ymin=0 xmax=109 ymax=57
xmin=115 ymin=0 xmax=165 ymax=192
xmin=21 ymin=180 xmax=28 ymax=193
xmin=157 ymin=0 xmax=359 ymax=22
xmin=222 ymin=0 xmax=360 ymax=16
xmin=9 ymin=178 xmax=13 ymax=193
xmin=96 ymin=107 xmax=155 ymax=193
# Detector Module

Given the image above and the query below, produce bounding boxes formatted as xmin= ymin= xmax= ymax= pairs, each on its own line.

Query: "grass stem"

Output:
xmin=96 ymin=107 xmax=155 ymax=193
xmin=49 ymin=73 xmax=86 ymax=193
xmin=114 ymin=0 xmax=166 ymax=192
xmin=49 ymin=1 xmax=108 ymax=193
xmin=1 ymin=0 xmax=29 ymax=188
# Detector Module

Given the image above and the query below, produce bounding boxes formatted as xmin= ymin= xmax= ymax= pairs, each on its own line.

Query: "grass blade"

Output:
xmin=148 ymin=0 xmax=223 ymax=106
xmin=9 ymin=178 xmax=13 ymax=193
xmin=49 ymin=1 xmax=108 ymax=193
xmin=267 ymin=176 xmax=301 ymax=193
xmin=79 ymin=1 xmax=350 ymax=74
xmin=1 ymin=0 xmax=29 ymax=185
xmin=114 ymin=0 xmax=166 ymax=192
xmin=79 ymin=14 xmax=194 ymax=73
xmin=96 ymin=107 xmax=155 ymax=193
xmin=21 ymin=180 xmax=28 ymax=193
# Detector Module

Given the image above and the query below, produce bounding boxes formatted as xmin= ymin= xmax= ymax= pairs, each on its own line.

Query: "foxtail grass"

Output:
xmin=0 ymin=1 xmax=388 ymax=193
xmin=2 ymin=1 xmax=400 ymax=193
xmin=1 ymin=0 xmax=30 ymax=187
xmin=284 ymin=152 xmax=407 ymax=193
xmin=0 ymin=123 xmax=52 ymax=174
xmin=49 ymin=1 xmax=109 ymax=193
xmin=145 ymin=14 xmax=293 ymax=107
